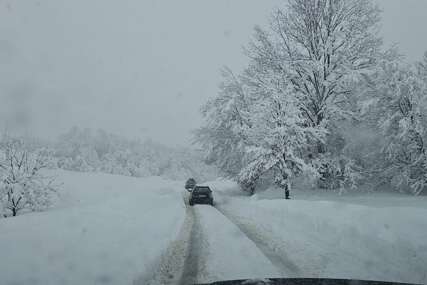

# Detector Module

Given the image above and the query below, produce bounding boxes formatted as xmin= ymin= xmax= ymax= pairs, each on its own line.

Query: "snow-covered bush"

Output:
xmin=315 ymin=154 xmax=362 ymax=193
xmin=0 ymin=138 xmax=58 ymax=217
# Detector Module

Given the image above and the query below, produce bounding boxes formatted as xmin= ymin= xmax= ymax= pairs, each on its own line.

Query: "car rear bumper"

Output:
xmin=190 ymin=197 xmax=213 ymax=204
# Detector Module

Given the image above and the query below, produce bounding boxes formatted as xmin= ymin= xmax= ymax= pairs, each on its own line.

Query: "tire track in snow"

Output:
xmin=179 ymin=206 xmax=206 ymax=285
xmin=214 ymin=204 xmax=302 ymax=277
xmin=134 ymin=193 xmax=206 ymax=285
xmin=133 ymin=206 xmax=191 ymax=285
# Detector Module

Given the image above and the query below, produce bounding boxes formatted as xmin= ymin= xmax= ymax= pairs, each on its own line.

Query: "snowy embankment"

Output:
xmin=0 ymin=170 xmax=186 ymax=285
xmin=211 ymin=179 xmax=427 ymax=284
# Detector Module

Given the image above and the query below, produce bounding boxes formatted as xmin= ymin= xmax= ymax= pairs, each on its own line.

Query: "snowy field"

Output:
xmin=0 ymin=170 xmax=186 ymax=285
xmin=1 ymin=171 xmax=427 ymax=285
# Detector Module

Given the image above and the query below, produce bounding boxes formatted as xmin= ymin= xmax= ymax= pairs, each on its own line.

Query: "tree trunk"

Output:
xmin=281 ymin=175 xmax=291 ymax=199
xmin=277 ymin=172 xmax=291 ymax=200
xmin=12 ymin=208 xmax=17 ymax=216
xmin=249 ymin=184 xmax=255 ymax=196
xmin=284 ymin=183 xmax=290 ymax=199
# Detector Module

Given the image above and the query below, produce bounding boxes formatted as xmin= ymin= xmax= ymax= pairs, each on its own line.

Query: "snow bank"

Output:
xmin=214 ymin=182 xmax=427 ymax=284
xmin=0 ymin=170 xmax=185 ymax=285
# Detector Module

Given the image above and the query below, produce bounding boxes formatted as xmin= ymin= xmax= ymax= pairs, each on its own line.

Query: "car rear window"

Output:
xmin=194 ymin=187 xmax=211 ymax=193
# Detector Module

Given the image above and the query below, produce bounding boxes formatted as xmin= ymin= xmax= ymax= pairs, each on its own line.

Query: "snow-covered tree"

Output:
xmin=0 ymin=138 xmax=57 ymax=216
xmin=248 ymin=0 xmax=382 ymax=131
xmin=197 ymin=0 xmax=383 ymax=192
xmin=246 ymin=1 xmax=382 ymax=190
xmin=367 ymin=60 xmax=427 ymax=195
xmin=417 ymin=51 xmax=427 ymax=79
xmin=238 ymin=86 xmax=326 ymax=196
xmin=195 ymin=68 xmax=252 ymax=178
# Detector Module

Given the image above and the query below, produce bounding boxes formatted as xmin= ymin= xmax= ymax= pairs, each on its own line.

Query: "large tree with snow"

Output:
xmin=197 ymin=0 xmax=383 ymax=192
xmin=248 ymin=0 xmax=382 ymax=132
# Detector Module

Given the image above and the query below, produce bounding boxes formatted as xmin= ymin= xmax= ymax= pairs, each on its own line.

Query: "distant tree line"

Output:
xmin=196 ymin=0 xmax=427 ymax=196
xmin=52 ymin=127 xmax=217 ymax=182
xmin=0 ymin=128 xmax=217 ymax=217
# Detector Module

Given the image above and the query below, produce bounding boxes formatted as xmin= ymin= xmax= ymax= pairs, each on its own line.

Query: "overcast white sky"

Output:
xmin=1 ymin=0 xmax=426 ymax=146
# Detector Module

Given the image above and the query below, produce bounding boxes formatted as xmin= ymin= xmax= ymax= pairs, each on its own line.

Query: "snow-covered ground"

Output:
xmin=1 ymin=171 xmax=427 ymax=285
xmin=210 ymin=179 xmax=427 ymax=284
xmin=0 ymin=170 xmax=186 ymax=285
xmin=0 ymin=171 xmax=284 ymax=285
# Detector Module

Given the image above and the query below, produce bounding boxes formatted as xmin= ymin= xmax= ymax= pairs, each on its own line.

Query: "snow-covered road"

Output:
xmin=144 ymin=194 xmax=283 ymax=285
xmin=192 ymin=205 xmax=281 ymax=283
xmin=214 ymin=205 xmax=301 ymax=277
xmin=0 ymin=170 xmax=286 ymax=285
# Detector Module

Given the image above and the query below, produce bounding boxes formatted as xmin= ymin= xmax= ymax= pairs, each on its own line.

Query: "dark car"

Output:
xmin=185 ymin=178 xmax=197 ymax=191
xmin=189 ymin=186 xmax=214 ymax=206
